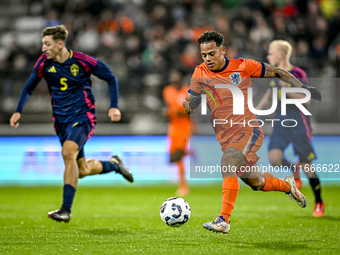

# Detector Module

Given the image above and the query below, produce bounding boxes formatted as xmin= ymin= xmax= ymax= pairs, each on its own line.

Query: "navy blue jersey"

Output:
xmin=15 ymin=50 xmax=119 ymax=124
xmin=268 ymin=66 xmax=316 ymax=162
xmin=270 ymin=66 xmax=310 ymax=126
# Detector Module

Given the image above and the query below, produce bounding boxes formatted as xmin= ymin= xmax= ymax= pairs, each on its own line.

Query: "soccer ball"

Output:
xmin=160 ymin=197 xmax=191 ymax=227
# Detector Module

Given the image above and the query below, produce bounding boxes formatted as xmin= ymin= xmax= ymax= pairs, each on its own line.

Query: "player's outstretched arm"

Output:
xmin=108 ymin=108 xmax=121 ymax=122
xmin=263 ymin=63 xmax=321 ymax=101
xmin=9 ymin=112 xmax=21 ymax=128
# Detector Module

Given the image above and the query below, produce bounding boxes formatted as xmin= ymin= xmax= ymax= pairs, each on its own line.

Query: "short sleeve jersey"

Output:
xmin=189 ymin=58 xmax=265 ymax=123
xmin=163 ymin=84 xmax=190 ymax=123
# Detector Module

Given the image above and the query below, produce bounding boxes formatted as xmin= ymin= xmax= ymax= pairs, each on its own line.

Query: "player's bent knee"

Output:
xmin=249 ymin=178 xmax=265 ymax=191
xmin=62 ymin=141 xmax=79 ymax=161
xmin=62 ymin=150 xmax=78 ymax=163
xmin=78 ymin=165 xmax=89 ymax=178
xmin=269 ymin=150 xmax=283 ymax=167
xmin=269 ymin=158 xmax=281 ymax=167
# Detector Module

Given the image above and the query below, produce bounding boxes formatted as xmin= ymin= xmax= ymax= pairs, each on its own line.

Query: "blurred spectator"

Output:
xmin=230 ymin=20 xmax=248 ymax=56
xmin=151 ymin=4 xmax=173 ymax=29
xmin=97 ymin=10 xmax=120 ymax=35
xmin=320 ymin=0 xmax=340 ymax=19
xmin=272 ymin=13 xmax=289 ymax=39
xmin=292 ymin=39 xmax=311 ymax=71
xmin=1 ymin=0 xmax=340 ymax=123
xmin=281 ymin=0 xmax=298 ymax=18
xmin=45 ymin=9 xmax=61 ymax=27
xmin=97 ymin=9 xmax=134 ymax=36
xmin=74 ymin=21 xmax=100 ymax=54
xmin=249 ymin=12 xmax=274 ymax=44
xmin=180 ymin=42 xmax=201 ymax=70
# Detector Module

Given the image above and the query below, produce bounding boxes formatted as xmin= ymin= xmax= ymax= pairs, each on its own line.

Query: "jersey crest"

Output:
xmin=230 ymin=72 xmax=242 ymax=86
xmin=70 ymin=63 xmax=79 ymax=76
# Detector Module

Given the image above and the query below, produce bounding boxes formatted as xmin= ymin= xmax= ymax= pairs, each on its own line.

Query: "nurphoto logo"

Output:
xmin=199 ymin=84 xmax=311 ymax=128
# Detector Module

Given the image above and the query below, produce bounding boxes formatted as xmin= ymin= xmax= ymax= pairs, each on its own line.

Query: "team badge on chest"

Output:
xmin=230 ymin=72 xmax=242 ymax=86
xmin=70 ymin=63 xmax=79 ymax=76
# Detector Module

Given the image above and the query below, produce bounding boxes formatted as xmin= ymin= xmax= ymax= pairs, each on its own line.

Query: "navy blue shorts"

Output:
xmin=268 ymin=126 xmax=316 ymax=163
xmin=55 ymin=121 xmax=95 ymax=159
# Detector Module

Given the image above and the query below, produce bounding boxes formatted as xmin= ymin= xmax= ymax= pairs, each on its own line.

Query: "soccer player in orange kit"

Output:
xmin=163 ymin=69 xmax=192 ymax=196
xmin=183 ymin=31 xmax=321 ymax=234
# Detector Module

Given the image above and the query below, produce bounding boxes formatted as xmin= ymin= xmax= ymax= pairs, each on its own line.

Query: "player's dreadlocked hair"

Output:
xmin=42 ymin=25 xmax=69 ymax=41
xmin=197 ymin=31 xmax=224 ymax=47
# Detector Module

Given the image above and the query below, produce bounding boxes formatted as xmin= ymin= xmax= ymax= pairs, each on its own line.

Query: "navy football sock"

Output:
xmin=100 ymin=161 xmax=119 ymax=174
xmin=281 ymin=158 xmax=300 ymax=174
xmin=281 ymin=158 xmax=293 ymax=168
xmin=309 ymin=173 xmax=322 ymax=203
xmin=62 ymin=184 xmax=76 ymax=212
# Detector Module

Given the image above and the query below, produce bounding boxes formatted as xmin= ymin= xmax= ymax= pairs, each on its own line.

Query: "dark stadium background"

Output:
xmin=1 ymin=0 xmax=340 ymax=134
xmin=0 ymin=2 xmax=340 ymax=254
xmin=0 ymin=0 xmax=339 ymax=182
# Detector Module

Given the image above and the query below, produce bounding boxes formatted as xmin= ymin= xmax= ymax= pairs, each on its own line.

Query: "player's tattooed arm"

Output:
xmin=263 ymin=63 xmax=303 ymax=88
xmin=263 ymin=63 xmax=321 ymax=101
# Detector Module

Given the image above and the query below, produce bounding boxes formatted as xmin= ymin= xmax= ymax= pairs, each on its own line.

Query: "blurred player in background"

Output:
xmin=256 ymin=40 xmax=324 ymax=217
xmin=163 ymin=69 xmax=193 ymax=196
xmin=183 ymin=31 xmax=322 ymax=234
xmin=9 ymin=25 xmax=133 ymax=223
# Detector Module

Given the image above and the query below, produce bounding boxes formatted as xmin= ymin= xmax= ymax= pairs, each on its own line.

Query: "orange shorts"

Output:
xmin=220 ymin=126 xmax=264 ymax=164
xmin=169 ymin=132 xmax=190 ymax=154
xmin=168 ymin=121 xmax=191 ymax=154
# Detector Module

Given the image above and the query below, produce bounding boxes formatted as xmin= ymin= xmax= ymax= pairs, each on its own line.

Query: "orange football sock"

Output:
xmin=220 ymin=175 xmax=239 ymax=223
xmin=261 ymin=173 xmax=290 ymax=193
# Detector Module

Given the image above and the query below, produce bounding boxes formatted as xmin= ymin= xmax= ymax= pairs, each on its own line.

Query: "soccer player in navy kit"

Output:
xmin=9 ymin=25 xmax=133 ymax=223
xmin=257 ymin=40 xmax=324 ymax=217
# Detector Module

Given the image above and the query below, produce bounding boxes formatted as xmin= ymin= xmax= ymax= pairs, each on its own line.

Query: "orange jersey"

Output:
xmin=189 ymin=58 xmax=265 ymax=163
xmin=163 ymin=84 xmax=191 ymax=153
xmin=163 ymin=84 xmax=190 ymax=126
xmin=189 ymin=58 xmax=265 ymax=122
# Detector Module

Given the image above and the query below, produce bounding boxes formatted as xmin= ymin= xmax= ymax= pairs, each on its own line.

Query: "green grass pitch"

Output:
xmin=0 ymin=183 xmax=339 ymax=254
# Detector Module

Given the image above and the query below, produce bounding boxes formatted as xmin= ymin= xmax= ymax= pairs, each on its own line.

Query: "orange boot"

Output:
xmin=313 ymin=202 xmax=325 ymax=217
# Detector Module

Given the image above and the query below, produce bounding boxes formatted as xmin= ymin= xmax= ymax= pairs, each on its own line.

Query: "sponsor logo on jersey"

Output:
xmin=48 ymin=66 xmax=57 ymax=73
xmin=307 ymin=152 xmax=316 ymax=161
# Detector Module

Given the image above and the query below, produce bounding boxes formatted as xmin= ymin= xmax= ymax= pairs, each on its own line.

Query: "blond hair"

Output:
xmin=42 ymin=25 xmax=68 ymax=41
xmin=269 ymin=40 xmax=292 ymax=59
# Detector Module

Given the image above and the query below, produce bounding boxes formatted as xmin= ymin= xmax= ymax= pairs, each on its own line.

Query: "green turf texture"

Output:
xmin=0 ymin=184 xmax=339 ymax=255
